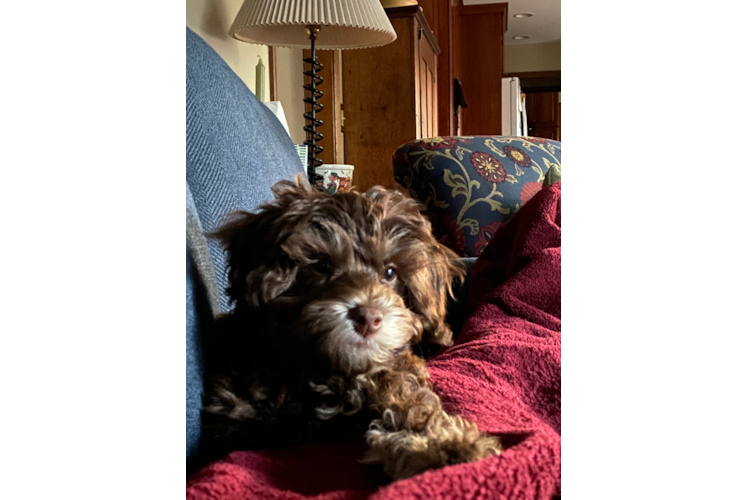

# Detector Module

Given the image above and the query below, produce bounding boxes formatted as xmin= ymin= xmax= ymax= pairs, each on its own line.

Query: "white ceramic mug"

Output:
xmin=314 ymin=164 xmax=355 ymax=194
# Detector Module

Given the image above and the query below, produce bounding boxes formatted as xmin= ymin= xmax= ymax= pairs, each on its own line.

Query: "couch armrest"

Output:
xmin=393 ymin=136 xmax=561 ymax=257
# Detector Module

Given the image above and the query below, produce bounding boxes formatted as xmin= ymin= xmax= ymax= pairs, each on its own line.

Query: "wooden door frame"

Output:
xmin=267 ymin=46 xmax=278 ymax=101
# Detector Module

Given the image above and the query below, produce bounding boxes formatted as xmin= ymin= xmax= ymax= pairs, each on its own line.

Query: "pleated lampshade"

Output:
xmin=229 ymin=0 xmax=397 ymax=49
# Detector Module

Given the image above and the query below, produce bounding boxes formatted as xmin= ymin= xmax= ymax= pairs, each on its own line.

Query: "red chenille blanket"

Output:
xmin=187 ymin=183 xmax=562 ymax=500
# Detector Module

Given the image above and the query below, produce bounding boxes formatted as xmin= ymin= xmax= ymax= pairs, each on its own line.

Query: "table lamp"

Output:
xmin=229 ymin=0 xmax=397 ymax=184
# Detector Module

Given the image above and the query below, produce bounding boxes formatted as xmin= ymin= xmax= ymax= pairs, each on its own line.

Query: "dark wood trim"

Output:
xmin=267 ymin=46 xmax=278 ymax=101
xmin=505 ymin=70 xmax=561 ymax=80
xmin=523 ymin=86 xmax=561 ymax=94
xmin=416 ymin=8 xmax=440 ymax=56
xmin=506 ymin=70 xmax=561 ymax=93
xmin=384 ymin=5 xmax=420 ymax=18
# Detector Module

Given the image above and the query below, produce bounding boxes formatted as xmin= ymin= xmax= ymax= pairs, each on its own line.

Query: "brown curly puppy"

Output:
xmin=202 ymin=174 xmax=500 ymax=480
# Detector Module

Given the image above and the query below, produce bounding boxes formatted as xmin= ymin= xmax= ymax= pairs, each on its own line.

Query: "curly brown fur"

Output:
xmin=362 ymin=352 xmax=501 ymax=479
xmin=201 ymin=174 xmax=500 ymax=479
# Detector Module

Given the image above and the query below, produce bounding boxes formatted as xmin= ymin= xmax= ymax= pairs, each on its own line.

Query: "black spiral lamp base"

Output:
xmin=303 ymin=25 xmax=324 ymax=188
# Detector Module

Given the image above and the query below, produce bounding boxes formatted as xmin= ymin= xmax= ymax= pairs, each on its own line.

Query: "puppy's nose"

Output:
xmin=348 ymin=306 xmax=383 ymax=337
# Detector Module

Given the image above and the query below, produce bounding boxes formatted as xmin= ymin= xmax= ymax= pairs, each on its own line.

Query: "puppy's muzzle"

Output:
xmin=348 ymin=306 xmax=383 ymax=337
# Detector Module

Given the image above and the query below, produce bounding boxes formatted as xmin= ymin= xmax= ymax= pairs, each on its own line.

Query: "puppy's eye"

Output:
xmin=383 ymin=266 xmax=397 ymax=282
xmin=311 ymin=259 xmax=333 ymax=274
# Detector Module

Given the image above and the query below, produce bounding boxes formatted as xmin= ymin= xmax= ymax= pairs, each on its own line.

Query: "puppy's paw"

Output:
xmin=425 ymin=414 xmax=501 ymax=466
xmin=363 ymin=424 xmax=445 ymax=480
xmin=363 ymin=414 xmax=501 ymax=480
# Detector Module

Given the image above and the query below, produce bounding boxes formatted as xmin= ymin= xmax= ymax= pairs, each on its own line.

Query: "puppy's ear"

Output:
xmin=211 ymin=209 xmax=298 ymax=308
xmin=406 ymin=243 xmax=466 ymax=346
xmin=213 ymin=175 xmax=322 ymax=308
xmin=368 ymin=187 xmax=466 ymax=346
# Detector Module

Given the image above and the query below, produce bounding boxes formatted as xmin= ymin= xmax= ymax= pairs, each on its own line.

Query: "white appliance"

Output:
xmin=501 ymin=77 xmax=528 ymax=136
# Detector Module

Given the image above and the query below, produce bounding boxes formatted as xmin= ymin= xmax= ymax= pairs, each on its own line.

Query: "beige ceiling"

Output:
xmin=462 ymin=0 xmax=560 ymax=46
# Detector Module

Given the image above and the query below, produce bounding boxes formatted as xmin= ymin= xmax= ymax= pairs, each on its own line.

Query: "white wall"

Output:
xmin=504 ymin=40 xmax=561 ymax=73
xmin=275 ymin=48 xmax=306 ymax=145
xmin=186 ymin=0 xmax=307 ymax=144
xmin=186 ymin=0 xmax=269 ymax=100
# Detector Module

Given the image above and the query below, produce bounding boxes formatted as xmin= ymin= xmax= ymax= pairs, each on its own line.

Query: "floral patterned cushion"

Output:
xmin=392 ymin=136 xmax=561 ymax=257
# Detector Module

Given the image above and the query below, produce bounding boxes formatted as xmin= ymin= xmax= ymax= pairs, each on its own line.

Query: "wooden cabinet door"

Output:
xmin=341 ymin=15 xmax=417 ymax=191
xmin=525 ymin=92 xmax=561 ymax=140
xmin=459 ymin=3 xmax=507 ymax=135
xmin=419 ymin=27 xmax=438 ymax=139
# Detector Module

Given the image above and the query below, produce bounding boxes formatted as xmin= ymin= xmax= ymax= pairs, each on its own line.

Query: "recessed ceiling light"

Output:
xmin=513 ymin=36 xmax=530 ymax=40
xmin=514 ymin=13 xmax=534 ymax=18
